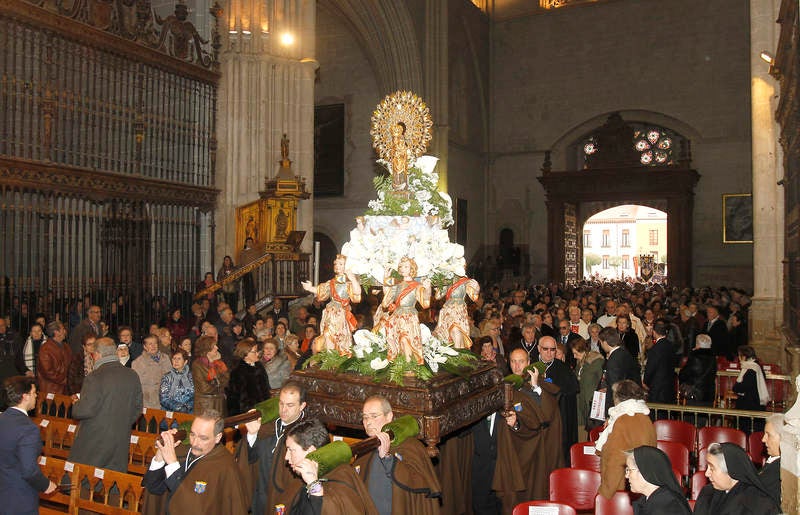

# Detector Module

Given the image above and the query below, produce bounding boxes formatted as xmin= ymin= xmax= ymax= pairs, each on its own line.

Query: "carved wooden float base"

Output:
xmin=289 ymin=361 xmax=504 ymax=456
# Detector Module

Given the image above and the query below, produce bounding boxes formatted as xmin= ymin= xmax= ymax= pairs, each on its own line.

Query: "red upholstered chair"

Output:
xmin=656 ymin=440 xmax=690 ymax=480
xmin=698 ymin=426 xmax=746 ymax=454
xmin=653 ymin=419 xmax=696 ymax=454
xmin=766 ymin=376 xmax=789 ymax=411
xmin=569 ymin=442 xmax=601 ymax=472
xmin=549 ymin=468 xmax=601 ymax=511
xmin=512 ymin=501 xmax=577 ymax=515
xmin=691 ymin=471 xmax=709 ymax=500
xmin=594 ymin=491 xmax=634 ymax=515
xmin=747 ymin=431 xmax=766 ymax=466
xmin=588 ymin=425 xmax=602 ymax=442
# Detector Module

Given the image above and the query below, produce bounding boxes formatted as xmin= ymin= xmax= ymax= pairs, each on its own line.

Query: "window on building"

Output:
xmin=583 ymin=230 xmax=591 ymax=247
xmin=602 ymin=255 xmax=609 ymax=269
xmin=314 ymin=104 xmax=345 ymax=197
xmin=621 ymin=229 xmax=630 ymax=247
xmin=602 ymin=230 xmax=610 ymax=247
xmin=622 ymin=255 xmax=629 ymax=269
xmin=649 ymin=229 xmax=658 ymax=245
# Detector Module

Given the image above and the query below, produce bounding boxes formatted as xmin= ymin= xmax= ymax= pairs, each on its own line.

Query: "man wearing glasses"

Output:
xmin=538 ymin=335 xmax=579 ymax=466
xmin=69 ymin=305 xmax=102 ymax=355
xmin=354 ymin=396 xmax=441 ymax=515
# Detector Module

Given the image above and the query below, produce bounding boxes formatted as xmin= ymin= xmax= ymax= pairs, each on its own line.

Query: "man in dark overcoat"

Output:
xmin=68 ymin=337 xmax=142 ymax=472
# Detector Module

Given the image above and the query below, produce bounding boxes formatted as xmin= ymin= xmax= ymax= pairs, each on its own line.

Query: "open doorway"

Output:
xmin=582 ymin=204 xmax=667 ymax=281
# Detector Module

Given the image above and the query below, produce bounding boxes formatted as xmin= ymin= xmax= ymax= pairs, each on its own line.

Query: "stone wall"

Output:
xmin=490 ymin=0 xmax=753 ymax=287
xmin=313 ymin=3 xmax=382 ymax=248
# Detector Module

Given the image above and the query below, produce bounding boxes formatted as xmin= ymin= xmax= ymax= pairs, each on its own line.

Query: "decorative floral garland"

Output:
xmin=305 ymin=325 xmax=478 ymax=385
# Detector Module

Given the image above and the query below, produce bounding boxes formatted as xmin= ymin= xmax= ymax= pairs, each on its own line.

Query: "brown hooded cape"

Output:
xmin=354 ymin=437 xmax=442 ymax=515
xmin=492 ymin=382 xmax=563 ymax=513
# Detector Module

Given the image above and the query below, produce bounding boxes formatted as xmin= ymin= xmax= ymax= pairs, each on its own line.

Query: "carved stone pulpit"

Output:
xmin=236 ymin=134 xmax=310 ymax=252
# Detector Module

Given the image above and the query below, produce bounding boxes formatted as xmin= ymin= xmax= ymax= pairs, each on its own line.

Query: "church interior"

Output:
xmin=2 ymin=0 xmax=800 ymax=512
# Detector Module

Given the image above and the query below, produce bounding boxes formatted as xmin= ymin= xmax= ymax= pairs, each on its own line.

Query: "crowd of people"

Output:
xmin=0 ymin=275 xmax=790 ymax=514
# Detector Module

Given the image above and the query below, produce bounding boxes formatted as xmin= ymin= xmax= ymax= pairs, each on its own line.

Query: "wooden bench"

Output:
xmin=74 ymin=464 xmax=145 ymax=514
xmin=35 ymin=417 xmax=78 ymax=460
xmin=38 ymin=455 xmax=77 ymax=514
xmin=128 ymin=432 xmax=159 ymax=476
xmin=133 ymin=407 xmax=194 ymax=434
xmin=39 ymin=393 xmax=75 ymax=419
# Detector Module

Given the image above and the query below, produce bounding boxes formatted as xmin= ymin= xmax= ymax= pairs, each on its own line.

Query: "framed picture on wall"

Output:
xmin=722 ymin=193 xmax=753 ymax=243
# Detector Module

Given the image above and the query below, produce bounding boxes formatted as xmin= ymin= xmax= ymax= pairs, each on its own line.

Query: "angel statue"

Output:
xmin=433 ymin=275 xmax=480 ymax=349
xmin=301 ymin=255 xmax=362 ymax=356
xmin=377 ymin=256 xmax=431 ymax=365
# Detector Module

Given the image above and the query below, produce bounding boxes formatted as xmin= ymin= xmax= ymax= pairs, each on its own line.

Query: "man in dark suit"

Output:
xmin=704 ymin=305 xmax=731 ymax=359
xmin=68 ymin=304 xmax=101 ymax=355
xmin=471 ymin=412 xmax=503 ymax=514
xmin=68 ymin=338 xmax=143 ymax=473
xmin=509 ymin=322 xmax=540 ymax=363
xmin=760 ymin=413 xmax=783 ymax=506
xmin=599 ymin=327 xmax=640 ymax=418
xmin=555 ymin=320 xmax=582 ymax=369
xmin=643 ymin=319 xmax=676 ymax=404
xmin=0 ymin=376 xmax=57 ymax=514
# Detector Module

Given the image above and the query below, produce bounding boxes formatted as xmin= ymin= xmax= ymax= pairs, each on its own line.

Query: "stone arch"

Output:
xmin=318 ymin=0 xmax=423 ymax=94
xmin=548 ymin=110 xmax=703 ymax=171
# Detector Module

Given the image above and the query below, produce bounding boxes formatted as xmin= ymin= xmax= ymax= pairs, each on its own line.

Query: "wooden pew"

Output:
xmin=39 ymin=393 xmax=75 ymax=419
xmin=74 ymin=465 xmax=145 ymax=514
xmin=38 ymin=456 xmax=77 ymax=514
xmin=133 ymin=407 xmax=194 ymax=434
xmin=35 ymin=416 xmax=78 ymax=460
xmin=128 ymin=432 xmax=159 ymax=476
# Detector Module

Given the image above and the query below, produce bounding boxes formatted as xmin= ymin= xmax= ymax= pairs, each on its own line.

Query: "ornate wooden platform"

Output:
xmin=290 ymin=361 xmax=504 ymax=456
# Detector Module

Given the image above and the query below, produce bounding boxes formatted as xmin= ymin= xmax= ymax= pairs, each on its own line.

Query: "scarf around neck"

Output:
xmin=595 ymin=398 xmax=650 ymax=451
xmin=737 ymin=359 xmax=770 ymax=405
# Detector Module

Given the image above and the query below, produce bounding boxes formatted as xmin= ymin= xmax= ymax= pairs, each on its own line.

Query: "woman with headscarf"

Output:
xmin=626 ymin=446 xmax=691 ymax=514
xmin=694 ymin=442 xmax=780 ymax=515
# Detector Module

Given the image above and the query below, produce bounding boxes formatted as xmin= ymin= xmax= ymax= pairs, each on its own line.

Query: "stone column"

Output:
xmin=424 ymin=0 xmax=448 ymax=189
xmin=749 ymin=0 xmax=785 ymax=365
xmin=215 ymin=0 xmax=317 ymax=261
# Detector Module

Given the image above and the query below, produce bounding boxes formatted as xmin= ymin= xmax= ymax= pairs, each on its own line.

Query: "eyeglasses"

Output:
xmin=361 ymin=413 xmax=384 ymax=421
xmin=625 ymin=466 xmax=638 ymax=476
xmin=540 ymin=347 xmax=556 ymax=352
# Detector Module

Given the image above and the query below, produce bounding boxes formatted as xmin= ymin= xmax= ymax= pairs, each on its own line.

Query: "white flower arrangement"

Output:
xmin=341 ymin=216 xmax=466 ymax=286
xmin=365 ymin=156 xmax=454 ymax=228
xmin=420 ymin=324 xmax=459 ymax=373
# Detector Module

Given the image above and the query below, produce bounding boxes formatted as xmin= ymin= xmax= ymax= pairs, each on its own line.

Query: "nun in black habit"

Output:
xmin=626 ymin=446 xmax=691 ymax=515
xmin=694 ymin=442 xmax=781 ymax=515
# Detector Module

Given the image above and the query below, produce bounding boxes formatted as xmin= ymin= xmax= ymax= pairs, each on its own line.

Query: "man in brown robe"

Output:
xmin=353 ymin=396 xmax=442 ymax=515
xmin=493 ymin=348 xmax=563 ymax=513
xmin=284 ymin=418 xmax=378 ymax=514
xmin=142 ymin=409 xmax=256 ymax=514
xmin=243 ymin=381 xmax=307 ymax=514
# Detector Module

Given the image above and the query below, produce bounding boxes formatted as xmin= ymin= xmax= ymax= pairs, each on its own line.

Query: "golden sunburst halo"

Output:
xmin=370 ymin=90 xmax=433 ymax=161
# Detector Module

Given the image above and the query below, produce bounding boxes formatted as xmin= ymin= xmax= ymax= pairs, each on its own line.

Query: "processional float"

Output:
xmin=289 ymin=91 xmax=505 ymax=455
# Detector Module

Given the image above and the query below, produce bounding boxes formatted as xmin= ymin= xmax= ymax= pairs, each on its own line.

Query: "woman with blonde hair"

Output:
xmin=480 ymin=319 xmax=505 ymax=359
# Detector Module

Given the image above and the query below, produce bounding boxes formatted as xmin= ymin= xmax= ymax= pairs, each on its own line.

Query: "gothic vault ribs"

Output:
xmin=291 ymin=362 xmax=504 ymax=455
